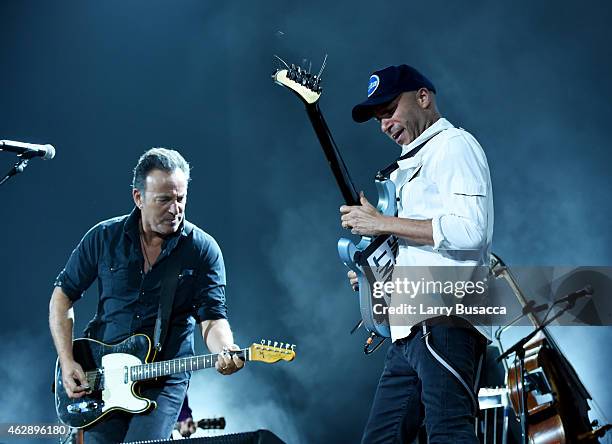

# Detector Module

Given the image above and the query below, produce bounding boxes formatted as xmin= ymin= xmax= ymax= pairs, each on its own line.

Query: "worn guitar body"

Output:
xmin=55 ymin=335 xmax=295 ymax=429
xmin=55 ymin=334 xmax=154 ymax=429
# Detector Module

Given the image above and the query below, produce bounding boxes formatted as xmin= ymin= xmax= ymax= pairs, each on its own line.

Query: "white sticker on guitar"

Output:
xmin=368 ymin=75 xmax=380 ymax=97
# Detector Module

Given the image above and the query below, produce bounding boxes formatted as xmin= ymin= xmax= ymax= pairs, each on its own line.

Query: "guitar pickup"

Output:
xmin=67 ymin=400 xmax=103 ymax=414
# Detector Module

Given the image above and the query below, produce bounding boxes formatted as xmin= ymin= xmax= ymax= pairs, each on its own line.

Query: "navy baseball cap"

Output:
xmin=352 ymin=65 xmax=436 ymax=123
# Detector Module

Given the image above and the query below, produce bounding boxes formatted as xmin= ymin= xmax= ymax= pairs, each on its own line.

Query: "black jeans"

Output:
xmin=84 ymin=380 xmax=188 ymax=444
xmin=362 ymin=322 xmax=484 ymax=444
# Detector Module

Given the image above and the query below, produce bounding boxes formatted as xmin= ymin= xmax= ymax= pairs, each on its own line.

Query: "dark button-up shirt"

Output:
xmin=54 ymin=208 xmax=227 ymax=382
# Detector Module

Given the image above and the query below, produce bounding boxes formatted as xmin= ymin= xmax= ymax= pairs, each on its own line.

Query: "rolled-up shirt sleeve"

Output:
xmin=54 ymin=224 xmax=101 ymax=301
xmin=194 ymin=235 xmax=228 ymax=322
xmin=430 ymin=134 xmax=490 ymax=251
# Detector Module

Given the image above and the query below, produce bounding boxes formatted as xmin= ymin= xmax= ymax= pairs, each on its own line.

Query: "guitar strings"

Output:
xmin=80 ymin=349 xmax=250 ymax=382
xmin=273 ymin=54 xmax=290 ymax=69
xmin=79 ymin=344 xmax=291 ymax=385
xmin=317 ymin=54 xmax=328 ymax=79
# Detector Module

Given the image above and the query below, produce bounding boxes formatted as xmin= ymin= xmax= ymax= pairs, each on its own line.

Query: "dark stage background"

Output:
xmin=1 ymin=1 xmax=611 ymax=443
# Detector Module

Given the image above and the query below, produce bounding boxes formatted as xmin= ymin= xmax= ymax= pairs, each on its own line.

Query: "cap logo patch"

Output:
xmin=367 ymin=75 xmax=380 ymax=97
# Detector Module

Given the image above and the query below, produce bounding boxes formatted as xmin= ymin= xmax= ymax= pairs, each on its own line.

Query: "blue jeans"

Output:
xmin=362 ymin=322 xmax=484 ymax=444
xmin=84 ymin=380 xmax=188 ymax=444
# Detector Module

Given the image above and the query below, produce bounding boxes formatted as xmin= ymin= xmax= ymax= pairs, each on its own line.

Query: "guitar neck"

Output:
xmin=306 ymin=103 xmax=361 ymax=206
xmin=131 ymin=349 xmax=249 ymax=382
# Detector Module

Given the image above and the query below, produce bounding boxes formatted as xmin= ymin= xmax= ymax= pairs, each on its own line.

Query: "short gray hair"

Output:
xmin=132 ymin=148 xmax=191 ymax=192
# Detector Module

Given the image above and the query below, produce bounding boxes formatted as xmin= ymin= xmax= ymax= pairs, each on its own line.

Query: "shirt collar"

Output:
xmin=123 ymin=206 xmax=189 ymax=249
xmin=397 ymin=118 xmax=454 ymax=170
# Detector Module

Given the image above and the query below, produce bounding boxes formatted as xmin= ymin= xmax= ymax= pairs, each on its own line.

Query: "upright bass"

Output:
xmin=491 ymin=254 xmax=610 ymax=443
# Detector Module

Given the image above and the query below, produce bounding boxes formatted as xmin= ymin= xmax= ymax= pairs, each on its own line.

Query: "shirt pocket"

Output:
xmin=397 ymin=174 xmax=441 ymax=218
xmin=98 ymin=262 xmax=135 ymax=297
xmin=175 ymin=268 xmax=197 ymax=306
xmin=392 ymin=161 xmax=422 ymax=190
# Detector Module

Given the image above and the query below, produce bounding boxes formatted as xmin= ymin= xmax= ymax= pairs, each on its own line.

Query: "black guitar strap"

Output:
xmin=153 ymin=221 xmax=194 ymax=353
xmin=376 ymin=139 xmax=429 ymax=180
xmin=376 ymin=129 xmax=450 ymax=180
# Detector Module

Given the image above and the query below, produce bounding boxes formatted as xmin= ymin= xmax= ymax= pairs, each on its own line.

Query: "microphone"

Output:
xmin=556 ymin=285 xmax=594 ymax=306
xmin=0 ymin=140 xmax=55 ymax=160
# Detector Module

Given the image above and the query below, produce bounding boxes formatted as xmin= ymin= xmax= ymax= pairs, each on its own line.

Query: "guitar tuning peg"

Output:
xmin=279 ymin=342 xmax=284 ymax=349
xmin=285 ymin=344 xmax=290 ymax=349
xmin=291 ymin=344 xmax=296 ymax=350
xmin=273 ymin=341 xmax=278 ymax=348
xmin=260 ymin=339 xmax=265 ymax=345
xmin=267 ymin=340 xmax=272 ymax=346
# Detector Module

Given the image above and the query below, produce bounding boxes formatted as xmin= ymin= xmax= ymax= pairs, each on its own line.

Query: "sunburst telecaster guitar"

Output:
xmin=54 ymin=334 xmax=296 ymax=428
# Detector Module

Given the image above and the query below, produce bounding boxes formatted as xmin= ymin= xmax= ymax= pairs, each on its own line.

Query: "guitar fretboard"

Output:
xmin=130 ymin=349 xmax=249 ymax=381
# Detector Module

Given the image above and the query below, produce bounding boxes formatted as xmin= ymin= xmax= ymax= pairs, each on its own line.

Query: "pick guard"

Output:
xmin=100 ymin=353 xmax=148 ymax=412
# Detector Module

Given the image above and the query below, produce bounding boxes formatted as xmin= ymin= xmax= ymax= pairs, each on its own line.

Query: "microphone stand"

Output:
xmin=496 ymin=295 xmax=583 ymax=444
xmin=0 ymin=158 xmax=29 ymax=187
xmin=494 ymin=300 xmax=549 ymax=373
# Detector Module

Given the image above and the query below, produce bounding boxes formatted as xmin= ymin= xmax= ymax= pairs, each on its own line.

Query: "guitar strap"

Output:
xmin=376 ymin=129 xmax=449 ymax=180
xmin=376 ymin=139 xmax=429 ymax=180
xmin=153 ymin=221 xmax=194 ymax=353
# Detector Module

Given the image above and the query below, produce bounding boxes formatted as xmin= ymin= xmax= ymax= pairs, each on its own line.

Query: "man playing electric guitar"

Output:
xmin=341 ymin=65 xmax=494 ymax=443
xmin=49 ymin=148 xmax=244 ymax=443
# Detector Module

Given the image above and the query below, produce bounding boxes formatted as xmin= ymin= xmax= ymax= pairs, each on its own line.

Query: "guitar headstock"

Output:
xmin=196 ymin=417 xmax=226 ymax=430
xmin=272 ymin=58 xmax=323 ymax=105
xmin=249 ymin=339 xmax=296 ymax=363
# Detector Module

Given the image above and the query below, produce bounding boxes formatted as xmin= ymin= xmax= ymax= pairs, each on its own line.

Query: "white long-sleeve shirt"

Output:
xmin=389 ymin=117 xmax=494 ymax=341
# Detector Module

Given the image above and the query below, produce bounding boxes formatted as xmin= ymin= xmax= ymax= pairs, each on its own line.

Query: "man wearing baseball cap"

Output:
xmin=340 ymin=65 xmax=494 ymax=442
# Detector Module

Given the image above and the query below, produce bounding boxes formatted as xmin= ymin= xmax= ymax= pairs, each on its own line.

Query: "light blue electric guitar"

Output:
xmin=273 ymin=59 xmax=398 ymax=339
